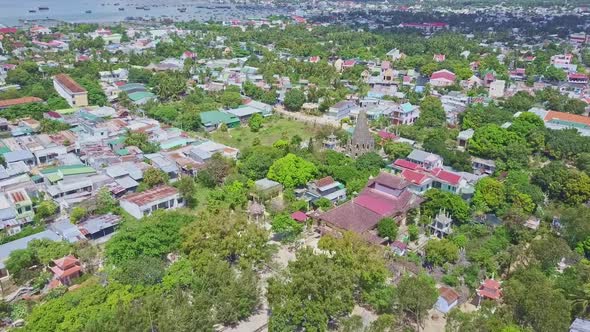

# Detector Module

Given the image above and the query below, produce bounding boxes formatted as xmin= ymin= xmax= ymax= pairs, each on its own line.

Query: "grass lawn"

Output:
xmin=210 ymin=116 xmax=322 ymax=150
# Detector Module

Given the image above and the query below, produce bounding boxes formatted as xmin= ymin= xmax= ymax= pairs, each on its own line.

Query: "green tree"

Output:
xmin=35 ymin=200 xmax=58 ymax=221
xmin=111 ymin=256 xmax=166 ymax=286
xmin=267 ymin=153 xmax=318 ymax=188
xmin=377 ymin=217 xmax=399 ymax=241
xmin=425 ymin=238 xmax=459 ymax=266
xmin=239 ymin=146 xmax=284 ymax=180
xmin=504 ymin=268 xmax=571 ymax=332
xmin=383 ymin=142 xmax=413 ymax=160
xmin=106 ymin=211 xmax=195 ymax=265
xmin=472 ymin=177 xmax=506 ymax=213
xmin=271 ymin=213 xmax=304 ymax=241
xmin=176 ymin=176 xmax=197 ymax=208
xmin=248 ymin=113 xmax=263 ymax=132
xmin=141 ymin=167 xmax=169 ymax=189
xmin=268 ymin=248 xmax=355 ymax=331
xmin=397 ymin=273 xmax=438 ymax=332
xmin=96 ymin=187 xmax=119 ymax=214
xmin=284 ymin=89 xmax=305 ymax=112
xmin=415 ymin=96 xmax=446 ymax=128
xmin=69 ymin=207 xmax=87 ymax=224
xmin=422 ymin=189 xmax=470 ymax=224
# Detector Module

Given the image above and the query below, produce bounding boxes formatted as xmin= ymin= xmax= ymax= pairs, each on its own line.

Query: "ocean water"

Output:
xmin=0 ymin=0 xmax=288 ymax=26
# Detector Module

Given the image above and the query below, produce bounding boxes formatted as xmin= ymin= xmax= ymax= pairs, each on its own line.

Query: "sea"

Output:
xmin=0 ymin=0 xmax=290 ymax=26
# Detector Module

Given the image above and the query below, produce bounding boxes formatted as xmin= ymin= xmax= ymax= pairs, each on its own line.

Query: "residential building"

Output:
xmin=529 ymin=108 xmax=590 ymax=136
xmin=436 ymin=287 xmax=460 ymax=313
xmin=568 ymin=73 xmax=588 ymax=84
xmin=457 ymin=129 xmax=474 ymax=150
xmin=53 ymin=74 xmax=88 ymax=107
xmin=200 ymin=111 xmax=240 ymax=131
xmin=305 ymin=176 xmax=347 ymax=204
xmin=488 ymin=80 xmax=506 ymax=98
xmin=391 ymin=102 xmax=420 ymax=125
xmin=120 ymin=185 xmax=184 ymax=219
xmin=430 ymin=70 xmax=456 ymax=87
xmin=406 ymin=149 xmax=443 ymax=170
xmin=551 ymin=54 xmax=577 ymax=72
xmin=471 ymin=157 xmax=496 ymax=175
xmin=77 ymin=214 xmax=121 ymax=240
xmin=6 ymin=189 xmax=34 ymax=221
xmin=328 ymin=100 xmax=357 ymax=120
xmin=0 ymin=97 xmax=43 ymax=110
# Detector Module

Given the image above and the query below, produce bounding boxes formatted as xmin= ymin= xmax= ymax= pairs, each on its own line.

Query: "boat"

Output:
xmin=85 ymin=10 xmax=92 ymax=14
xmin=118 ymin=7 xmax=125 ymax=11
xmin=38 ymin=6 xmax=49 ymax=11
xmin=29 ymin=9 xmax=37 ymax=13
xmin=178 ymin=7 xmax=187 ymax=12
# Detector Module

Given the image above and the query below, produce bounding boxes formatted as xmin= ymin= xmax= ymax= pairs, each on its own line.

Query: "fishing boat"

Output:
xmin=85 ymin=10 xmax=92 ymax=14
xmin=178 ymin=7 xmax=187 ymax=12
xmin=38 ymin=6 xmax=49 ymax=11
xmin=29 ymin=9 xmax=37 ymax=13
xmin=118 ymin=7 xmax=125 ymax=11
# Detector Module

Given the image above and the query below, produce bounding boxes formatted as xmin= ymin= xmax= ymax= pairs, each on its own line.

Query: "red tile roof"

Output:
xmin=291 ymin=211 xmax=308 ymax=223
xmin=544 ymin=110 xmax=590 ymax=127
xmin=393 ymin=159 xmax=420 ymax=170
xmin=53 ymin=255 xmax=79 ymax=270
xmin=54 ymin=74 xmax=86 ymax=94
xmin=0 ymin=28 xmax=17 ymax=34
xmin=0 ymin=97 xmax=43 ymax=108
xmin=477 ymin=279 xmax=502 ymax=300
xmin=9 ymin=190 xmax=27 ymax=203
xmin=315 ymin=176 xmax=335 ymax=188
xmin=431 ymin=69 xmax=456 ymax=82
xmin=368 ymin=172 xmax=410 ymax=190
xmin=122 ymin=185 xmax=179 ymax=207
xmin=378 ymin=130 xmax=397 ymax=140
xmin=431 ymin=168 xmax=461 ymax=185
xmin=50 ymin=265 xmax=81 ymax=279
xmin=343 ymin=60 xmax=356 ymax=67
xmin=401 ymin=169 xmax=430 ymax=185
xmin=391 ymin=240 xmax=407 ymax=250
xmin=439 ymin=286 xmax=459 ymax=304
xmin=569 ymin=73 xmax=588 ymax=79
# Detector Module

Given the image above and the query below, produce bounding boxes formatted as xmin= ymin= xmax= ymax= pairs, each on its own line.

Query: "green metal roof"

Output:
xmin=108 ymin=136 xmax=126 ymax=146
xmin=47 ymin=173 xmax=63 ymax=183
xmin=0 ymin=146 xmax=10 ymax=154
xmin=40 ymin=165 xmax=96 ymax=175
xmin=116 ymin=148 xmax=130 ymax=156
xmin=59 ymin=166 xmax=96 ymax=176
xmin=120 ymin=83 xmax=147 ymax=92
xmin=200 ymin=111 xmax=240 ymax=126
xmin=128 ymin=91 xmax=156 ymax=102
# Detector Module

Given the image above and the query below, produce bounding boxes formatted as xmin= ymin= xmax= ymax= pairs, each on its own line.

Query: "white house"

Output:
xmin=435 ymin=287 xmax=459 ymax=313
xmin=120 ymin=185 xmax=184 ymax=219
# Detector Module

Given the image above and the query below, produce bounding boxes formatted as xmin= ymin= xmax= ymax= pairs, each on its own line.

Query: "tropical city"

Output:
xmin=1 ymin=0 xmax=590 ymax=331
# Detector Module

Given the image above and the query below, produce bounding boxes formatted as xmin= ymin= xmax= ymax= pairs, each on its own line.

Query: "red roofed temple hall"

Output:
xmin=319 ymin=172 xmax=423 ymax=243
